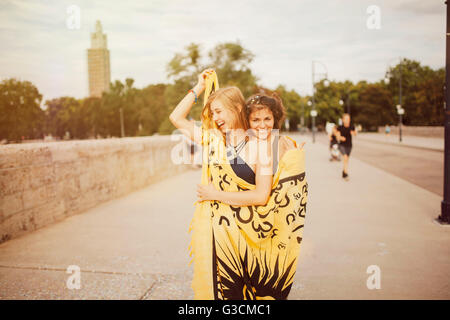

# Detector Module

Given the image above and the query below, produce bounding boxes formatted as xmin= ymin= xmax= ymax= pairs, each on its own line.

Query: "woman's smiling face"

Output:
xmin=211 ymin=100 xmax=237 ymax=133
xmin=249 ymin=107 xmax=274 ymax=140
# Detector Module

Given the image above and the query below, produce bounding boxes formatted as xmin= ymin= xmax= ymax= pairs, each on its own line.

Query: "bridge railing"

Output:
xmin=0 ymin=135 xmax=190 ymax=243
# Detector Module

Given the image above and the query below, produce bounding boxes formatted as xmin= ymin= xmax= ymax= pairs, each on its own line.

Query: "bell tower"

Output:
xmin=87 ymin=21 xmax=110 ymax=97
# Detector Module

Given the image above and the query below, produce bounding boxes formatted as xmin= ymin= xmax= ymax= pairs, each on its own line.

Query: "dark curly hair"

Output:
xmin=245 ymin=92 xmax=286 ymax=129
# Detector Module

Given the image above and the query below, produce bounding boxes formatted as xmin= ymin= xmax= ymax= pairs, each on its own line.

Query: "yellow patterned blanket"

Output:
xmin=188 ymin=71 xmax=307 ymax=300
xmin=189 ymin=126 xmax=308 ymax=300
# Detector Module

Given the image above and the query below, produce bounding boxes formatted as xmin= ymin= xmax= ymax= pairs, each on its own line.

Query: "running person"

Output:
xmin=336 ymin=113 xmax=356 ymax=180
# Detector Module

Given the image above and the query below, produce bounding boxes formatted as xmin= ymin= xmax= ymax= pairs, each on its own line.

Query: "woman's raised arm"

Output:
xmin=169 ymin=69 xmax=213 ymax=144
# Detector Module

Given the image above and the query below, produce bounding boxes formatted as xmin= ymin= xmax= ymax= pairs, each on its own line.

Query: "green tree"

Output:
xmin=275 ymin=85 xmax=303 ymax=131
xmin=162 ymin=41 xmax=258 ymax=134
xmin=44 ymin=97 xmax=80 ymax=139
xmin=352 ymin=82 xmax=395 ymax=130
xmin=385 ymin=58 xmax=444 ymax=126
xmin=99 ymin=78 xmax=140 ymax=137
xmin=410 ymin=67 xmax=445 ymax=125
xmin=137 ymin=83 xmax=168 ymax=136
xmin=78 ymin=97 xmax=102 ymax=138
xmin=0 ymin=79 xmax=44 ymax=142
xmin=167 ymin=43 xmax=203 ymax=80
xmin=209 ymin=41 xmax=257 ymax=97
xmin=313 ymin=80 xmax=346 ymax=127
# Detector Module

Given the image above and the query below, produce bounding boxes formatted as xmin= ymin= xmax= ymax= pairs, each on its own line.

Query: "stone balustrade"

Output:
xmin=0 ymin=135 xmax=190 ymax=243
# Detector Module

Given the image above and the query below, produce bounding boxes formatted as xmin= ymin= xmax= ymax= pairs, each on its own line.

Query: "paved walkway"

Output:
xmin=356 ymin=132 xmax=444 ymax=152
xmin=0 ymin=134 xmax=448 ymax=299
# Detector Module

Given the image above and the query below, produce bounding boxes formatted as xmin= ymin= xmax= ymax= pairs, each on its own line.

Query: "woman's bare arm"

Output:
xmin=197 ymin=143 xmax=273 ymax=206
xmin=279 ymin=135 xmax=299 ymax=159
xmin=196 ymin=136 xmax=304 ymax=206
xmin=169 ymin=69 xmax=213 ymax=144
xmin=201 ymin=165 xmax=272 ymax=206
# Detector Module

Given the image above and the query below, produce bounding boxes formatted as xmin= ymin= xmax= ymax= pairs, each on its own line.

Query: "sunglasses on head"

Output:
xmin=247 ymin=95 xmax=275 ymax=108
xmin=248 ymin=95 xmax=262 ymax=105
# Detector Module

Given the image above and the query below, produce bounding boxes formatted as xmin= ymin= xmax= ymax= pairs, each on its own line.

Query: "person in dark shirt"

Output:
xmin=336 ymin=113 xmax=356 ymax=180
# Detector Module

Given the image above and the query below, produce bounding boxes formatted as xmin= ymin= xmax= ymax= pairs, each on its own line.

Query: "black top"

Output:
xmin=229 ymin=137 xmax=279 ymax=185
xmin=230 ymin=155 xmax=256 ymax=185
xmin=337 ymin=124 xmax=355 ymax=147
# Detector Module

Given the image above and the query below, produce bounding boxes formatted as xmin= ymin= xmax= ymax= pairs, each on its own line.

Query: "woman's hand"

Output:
xmin=197 ymin=182 xmax=218 ymax=202
xmin=194 ymin=69 xmax=214 ymax=94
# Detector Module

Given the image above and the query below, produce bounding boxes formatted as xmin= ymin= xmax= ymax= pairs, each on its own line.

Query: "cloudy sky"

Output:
xmin=0 ymin=0 xmax=445 ymax=103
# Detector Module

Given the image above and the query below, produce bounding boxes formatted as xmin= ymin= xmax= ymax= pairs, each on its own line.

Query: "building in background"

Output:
xmin=87 ymin=21 xmax=110 ymax=97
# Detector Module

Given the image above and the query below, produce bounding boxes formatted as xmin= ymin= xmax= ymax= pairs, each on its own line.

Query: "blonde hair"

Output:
xmin=201 ymin=87 xmax=249 ymax=131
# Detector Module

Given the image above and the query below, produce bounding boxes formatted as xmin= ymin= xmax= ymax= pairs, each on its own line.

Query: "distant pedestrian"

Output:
xmin=185 ymin=120 xmax=202 ymax=168
xmin=185 ymin=138 xmax=200 ymax=168
xmin=336 ymin=113 xmax=356 ymax=180
xmin=385 ymin=124 xmax=391 ymax=136
xmin=329 ymin=125 xmax=340 ymax=162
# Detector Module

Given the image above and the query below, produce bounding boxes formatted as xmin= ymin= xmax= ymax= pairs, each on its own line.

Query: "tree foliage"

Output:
xmin=385 ymin=58 xmax=444 ymax=126
xmin=0 ymin=50 xmax=444 ymax=143
xmin=0 ymin=79 xmax=44 ymax=142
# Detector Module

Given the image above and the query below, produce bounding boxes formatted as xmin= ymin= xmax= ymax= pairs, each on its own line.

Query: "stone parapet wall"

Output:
xmin=0 ymin=136 xmax=189 ymax=243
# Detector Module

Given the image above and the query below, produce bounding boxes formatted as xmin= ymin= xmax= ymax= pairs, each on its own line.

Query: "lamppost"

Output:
xmin=307 ymin=99 xmax=312 ymax=130
xmin=384 ymin=58 xmax=404 ymax=142
xmin=339 ymin=88 xmax=355 ymax=115
xmin=284 ymin=119 xmax=290 ymax=131
xmin=396 ymin=104 xmax=405 ymax=142
xmin=311 ymin=60 xmax=329 ymax=143
xmin=300 ymin=100 xmax=305 ymax=133
xmin=119 ymin=107 xmax=125 ymax=138
xmin=438 ymin=0 xmax=450 ymax=224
